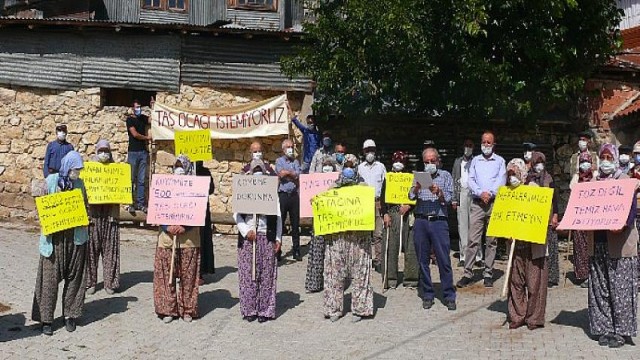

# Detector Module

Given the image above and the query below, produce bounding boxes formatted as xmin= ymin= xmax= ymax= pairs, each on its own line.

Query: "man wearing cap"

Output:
xmin=523 ymin=142 xmax=537 ymax=171
xmin=43 ymin=124 xmax=74 ymax=177
xmin=451 ymin=138 xmax=480 ymax=268
xmin=569 ymin=130 xmax=598 ymax=178
xmin=309 ymin=131 xmax=335 ymax=173
xmin=358 ymin=139 xmax=387 ymax=269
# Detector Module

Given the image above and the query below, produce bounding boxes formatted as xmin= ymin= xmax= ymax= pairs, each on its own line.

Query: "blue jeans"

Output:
xmin=414 ymin=218 xmax=456 ymax=302
xmin=127 ymin=150 xmax=148 ymax=207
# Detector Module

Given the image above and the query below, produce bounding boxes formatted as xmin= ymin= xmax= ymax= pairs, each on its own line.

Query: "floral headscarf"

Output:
xmin=578 ymin=151 xmax=594 ymax=182
xmin=507 ymin=158 xmax=527 ymax=183
xmin=176 ymin=154 xmax=194 ymax=175
xmin=599 ymin=143 xmax=619 ymax=164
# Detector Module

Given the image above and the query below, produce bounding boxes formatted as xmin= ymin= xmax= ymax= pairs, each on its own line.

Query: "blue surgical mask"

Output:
xmin=323 ymin=138 xmax=332 ymax=147
xmin=635 ymin=154 xmax=640 ymax=164
xmin=134 ymin=108 xmax=142 ymax=116
xmin=336 ymin=153 xmax=345 ymax=163
xmin=599 ymin=160 xmax=616 ymax=175
xmin=342 ymin=167 xmax=355 ymax=179
xmin=579 ymin=162 xmax=591 ymax=172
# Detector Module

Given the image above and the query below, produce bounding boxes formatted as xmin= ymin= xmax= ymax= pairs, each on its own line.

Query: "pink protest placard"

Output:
xmin=146 ymin=174 xmax=211 ymax=226
xmin=558 ymin=178 xmax=638 ymax=231
xmin=300 ymin=172 xmax=340 ymax=218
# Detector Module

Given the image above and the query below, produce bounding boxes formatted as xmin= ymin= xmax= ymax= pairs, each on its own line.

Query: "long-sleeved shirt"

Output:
xmin=451 ymin=155 xmax=473 ymax=204
xmin=467 ymin=153 xmax=506 ymax=199
xmin=43 ymin=140 xmax=74 ymax=177
xmin=275 ymin=155 xmax=301 ymax=193
xmin=408 ymin=169 xmax=453 ymax=217
xmin=358 ymin=161 xmax=387 ymax=198
xmin=292 ymin=117 xmax=321 ymax=164
xmin=234 ymin=212 xmax=282 ymax=242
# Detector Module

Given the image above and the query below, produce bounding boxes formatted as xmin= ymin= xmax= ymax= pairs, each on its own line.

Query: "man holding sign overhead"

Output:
xmin=409 ymin=148 xmax=456 ymax=311
xmin=457 ymin=131 xmax=506 ymax=289
xmin=32 ymin=151 xmax=89 ymax=336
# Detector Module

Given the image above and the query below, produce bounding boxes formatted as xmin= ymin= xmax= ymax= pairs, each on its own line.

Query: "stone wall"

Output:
xmin=0 ymin=84 xmax=305 ymax=223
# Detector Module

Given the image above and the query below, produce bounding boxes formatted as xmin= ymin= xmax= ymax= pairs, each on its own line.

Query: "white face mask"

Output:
xmin=481 ymin=145 xmax=493 ymax=156
xmin=599 ymin=160 xmax=616 ymax=175
xmin=424 ymin=163 xmax=437 ymax=174
xmin=509 ymin=176 xmax=521 ymax=187
xmin=68 ymin=169 xmax=80 ymax=180
xmin=285 ymin=147 xmax=294 ymax=158
xmin=392 ymin=162 xmax=404 ymax=172
xmin=253 ymin=171 xmax=263 ymax=176
xmin=534 ymin=163 xmax=544 ymax=173
xmin=97 ymin=152 xmax=110 ymax=163
xmin=579 ymin=162 xmax=592 ymax=172
xmin=619 ymin=154 xmax=630 ymax=164
xmin=252 ymin=151 xmax=263 ymax=161
xmin=174 ymin=167 xmax=185 ymax=175
xmin=365 ymin=152 xmax=375 ymax=163
xmin=57 ymin=131 xmax=67 ymax=141
xmin=523 ymin=151 xmax=532 ymax=161
xmin=578 ymin=140 xmax=588 ymax=151
xmin=322 ymin=166 xmax=334 ymax=173
xmin=463 ymin=147 xmax=473 ymax=157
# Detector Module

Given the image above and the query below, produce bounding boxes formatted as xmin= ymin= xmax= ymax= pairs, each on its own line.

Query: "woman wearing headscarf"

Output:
xmin=322 ymin=156 xmax=374 ymax=322
xmin=587 ymin=143 xmax=638 ymax=348
xmin=234 ymin=153 xmax=282 ymax=323
xmin=380 ymin=151 xmax=417 ymax=289
xmin=32 ymin=151 xmax=88 ymax=336
xmin=85 ymin=140 xmax=121 ymax=296
xmin=506 ymin=158 xmax=549 ymax=330
xmin=153 ymin=155 xmax=201 ymax=324
xmin=569 ymin=152 xmax=598 ymax=288
xmin=526 ymin=151 xmax=560 ymax=288
xmin=195 ymin=161 xmax=215 ymax=285
xmin=304 ymin=155 xmax=339 ymax=293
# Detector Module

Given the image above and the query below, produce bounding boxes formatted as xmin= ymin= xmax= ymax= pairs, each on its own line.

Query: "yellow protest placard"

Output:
xmin=486 ymin=185 xmax=554 ymax=244
xmin=384 ymin=172 xmax=416 ymax=205
xmin=80 ymin=162 xmax=133 ymax=204
xmin=174 ymin=129 xmax=213 ymax=161
xmin=312 ymin=185 xmax=375 ymax=236
xmin=35 ymin=189 xmax=89 ymax=235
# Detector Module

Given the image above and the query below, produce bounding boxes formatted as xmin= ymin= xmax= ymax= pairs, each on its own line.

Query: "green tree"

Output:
xmin=282 ymin=0 xmax=622 ymax=119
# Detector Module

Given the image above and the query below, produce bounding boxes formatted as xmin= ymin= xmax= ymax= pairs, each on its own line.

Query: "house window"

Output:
xmin=142 ymin=0 xmax=188 ymax=11
xmin=228 ymin=0 xmax=277 ymax=12
xmin=100 ymin=89 xmax=157 ymax=108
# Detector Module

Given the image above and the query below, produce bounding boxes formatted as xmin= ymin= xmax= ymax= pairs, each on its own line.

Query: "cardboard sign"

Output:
xmin=151 ymin=95 xmax=289 ymax=140
xmin=146 ymin=174 xmax=211 ymax=226
xmin=312 ymin=185 xmax=375 ymax=235
xmin=558 ymin=178 xmax=638 ymax=231
xmin=299 ymin=172 xmax=340 ymax=217
xmin=35 ymin=189 xmax=89 ymax=235
xmin=385 ymin=172 xmax=416 ymax=205
xmin=174 ymin=129 xmax=213 ymax=161
xmin=80 ymin=162 xmax=133 ymax=204
xmin=486 ymin=185 xmax=554 ymax=244
xmin=412 ymin=172 xmax=433 ymax=188
xmin=232 ymin=174 xmax=279 ymax=215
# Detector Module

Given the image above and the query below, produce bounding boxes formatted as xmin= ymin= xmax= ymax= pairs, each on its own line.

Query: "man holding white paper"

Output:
xmin=457 ymin=131 xmax=506 ymax=289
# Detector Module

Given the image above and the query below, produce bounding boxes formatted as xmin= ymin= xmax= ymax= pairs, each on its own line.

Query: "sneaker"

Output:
xmin=484 ymin=277 xmax=494 ymax=288
xmin=42 ymin=323 xmax=53 ymax=336
xmin=609 ymin=334 xmax=625 ymax=348
xmin=445 ymin=300 xmax=456 ymax=311
xmin=85 ymin=286 xmax=96 ymax=296
xmin=64 ymin=318 xmax=76 ymax=332
xmin=456 ymin=277 xmax=473 ymax=288
xmin=580 ymin=279 xmax=589 ymax=289
xmin=162 ymin=316 xmax=174 ymax=324
xmin=293 ymin=249 xmax=302 ymax=262
xmin=598 ymin=334 xmax=612 ymax=346
xmin=183 ymin=315 xmax=192 ymax=323
xmin=422 ymin=299 xmax=434 ymax=310
xmin=351 ymin=315 xmax=363 ymax=323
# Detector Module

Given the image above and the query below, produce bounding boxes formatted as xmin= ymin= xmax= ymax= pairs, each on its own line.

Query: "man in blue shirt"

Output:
xmin=43 ymin=124 xmax=74 ymax=177
xmin=276 ymin=139 xmax=302 ymax=261
xmin=409 ymin=148 xmax=456 ymax=311
xmin=457 ymin=130 xmax=506 ymax=289
xmin=292 ymin=114 xmax=321 ymax=174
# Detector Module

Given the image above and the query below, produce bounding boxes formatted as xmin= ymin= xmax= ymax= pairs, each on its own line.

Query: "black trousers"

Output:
xmin=279 ymin=192 xmax=300 ymax=250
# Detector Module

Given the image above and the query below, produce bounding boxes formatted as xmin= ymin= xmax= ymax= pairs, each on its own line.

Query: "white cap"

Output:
xmin=363 ymin=139 xmax=376 ymax=149
xmin=634 ymin=141 xmax=640 ymax=153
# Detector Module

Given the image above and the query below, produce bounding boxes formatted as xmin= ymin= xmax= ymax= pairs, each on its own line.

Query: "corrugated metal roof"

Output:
xmin=181 ymin=36 xmax=312 ymax=92
xmin=139 ymin=8 xmax=188 ymax=24
xmin=190 ymin=0 xmax=226 ymax=26
xmin=102 ymin=0 xmax=140 ymax=23
xmin=225 ymin=8 xmax=280 ymax=31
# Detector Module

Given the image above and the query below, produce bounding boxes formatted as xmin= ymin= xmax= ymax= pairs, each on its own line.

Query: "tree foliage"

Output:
xmin=282 ymin=0 xmax=622 ymax=119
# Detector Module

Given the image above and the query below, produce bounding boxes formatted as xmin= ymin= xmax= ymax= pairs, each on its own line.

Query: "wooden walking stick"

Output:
xmin=501 ymin=238 xmax=516 ymax=298
xmin=169 ymin=234 xmax=177 ymax=285
xmin=252 ymin=214 xmax=257 ymax=282
xmin=398 ymin=214 xmax=404 ymax=261
xmin=382 ymin=226 xmax=390 ymax=292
